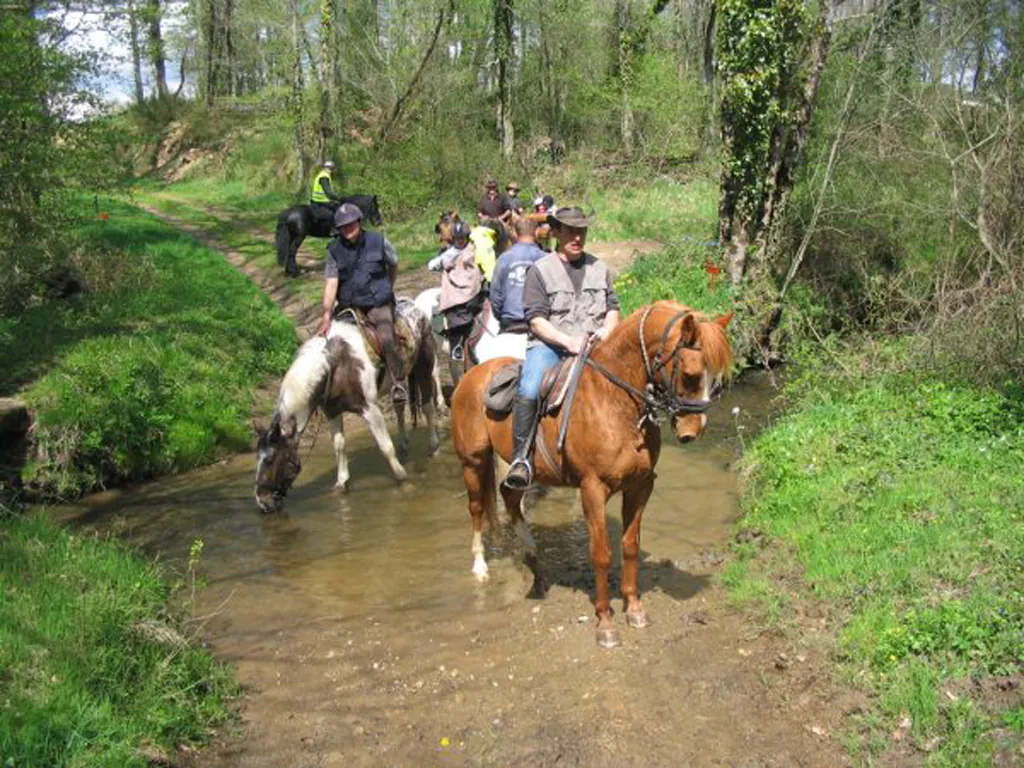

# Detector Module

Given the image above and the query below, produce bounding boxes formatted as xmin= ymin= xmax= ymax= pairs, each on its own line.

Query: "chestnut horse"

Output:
xmin=451 ymin=301 xmax=733 ymax=648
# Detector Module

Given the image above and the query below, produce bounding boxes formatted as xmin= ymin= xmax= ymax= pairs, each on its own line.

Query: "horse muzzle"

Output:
xmin=255 ymin=488 xmax=285 ymax=515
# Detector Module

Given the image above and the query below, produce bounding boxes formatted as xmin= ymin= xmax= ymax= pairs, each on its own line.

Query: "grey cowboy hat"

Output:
xmin=333 ymin=202 xmax=363 ymax=228
xmin=546 ymin=206 xmax=596 ymax=229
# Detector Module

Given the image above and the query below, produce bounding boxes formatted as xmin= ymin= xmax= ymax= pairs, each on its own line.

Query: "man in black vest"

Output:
xmin=317 ymin=203 xmax=407 ymax=403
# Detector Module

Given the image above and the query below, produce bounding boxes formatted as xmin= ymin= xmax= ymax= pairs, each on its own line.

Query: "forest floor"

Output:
xmin=120 ymin=199 xmax=881 ymax=768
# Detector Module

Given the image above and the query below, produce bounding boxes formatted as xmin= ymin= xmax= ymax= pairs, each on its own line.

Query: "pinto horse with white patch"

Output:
xmin=254 ymin=305 xmax=439 ymax=513
xmin=451 ymin=301 xmax=733 ymax=647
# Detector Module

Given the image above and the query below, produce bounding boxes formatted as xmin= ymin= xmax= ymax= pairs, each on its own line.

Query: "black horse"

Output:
xmin=275 ymin=194 xmax=383 ymax=277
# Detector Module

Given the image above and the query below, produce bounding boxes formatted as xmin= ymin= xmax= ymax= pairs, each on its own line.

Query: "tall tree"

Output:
xmin=127 ymin=0 xmax=146 ymax=102
xmin=494 ymin=0 xmax=515 ymax=157
xmin=146 ymin=0 xmax=169 ymax=98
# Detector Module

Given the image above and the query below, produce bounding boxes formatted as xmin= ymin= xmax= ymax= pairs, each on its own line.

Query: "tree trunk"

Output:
xmin=203 ymin=0 xmax=217 ymax=104
xmin=222 ymin=0 xmax=235 ymax=97
xmin=495 ymin=0 xmax=515 ymax=158
xmin=291 ymin=0 xmax=308 ymax=187
xmin=317 ymin=0 xmax=334 ymax=160
xmin=127 ymin=0 xmax=146 ymax=103
xmin=146 ymin=0 xmax=169 ymax=99
xmin=614 ymin=0 xmax=634 ymax=156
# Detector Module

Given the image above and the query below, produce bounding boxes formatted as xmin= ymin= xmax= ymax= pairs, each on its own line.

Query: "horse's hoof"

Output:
xmin=596 ymin=627 xmax=622 ymax=649
xmin=393 ymin=466 xmax=408 ymax=484
xmin=428 ymin=436 xmax=440 ymax=455
xmin=626 ymin=610 xmax=650 ymax=629
xmin=333 ymin=480 xmax=350 ymax=493
xmin=471 ymin=562 xmax=489 ymax=582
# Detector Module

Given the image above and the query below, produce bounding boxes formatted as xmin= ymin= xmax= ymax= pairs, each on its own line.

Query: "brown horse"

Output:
xmin=451 ymin=301 xmax=733 ymax=648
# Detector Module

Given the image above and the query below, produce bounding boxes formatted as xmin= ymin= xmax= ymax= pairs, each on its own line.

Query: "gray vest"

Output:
xmin=530 ymin=252 xmax=608 ymax=346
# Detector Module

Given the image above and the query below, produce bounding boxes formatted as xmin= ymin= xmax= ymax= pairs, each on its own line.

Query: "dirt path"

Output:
xmin=128 ymin=199 xmax=862 ymax=768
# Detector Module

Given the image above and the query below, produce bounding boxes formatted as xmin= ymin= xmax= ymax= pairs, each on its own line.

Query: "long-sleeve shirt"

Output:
xmin=490 ymin=240 xmax=546 ymax=328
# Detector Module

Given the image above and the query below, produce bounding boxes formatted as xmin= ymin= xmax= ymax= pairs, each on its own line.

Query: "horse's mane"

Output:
xmin=619 ymin=301 xmax=734 ymax=381
xmin=277 ymin=322 xmax=365 ymax=420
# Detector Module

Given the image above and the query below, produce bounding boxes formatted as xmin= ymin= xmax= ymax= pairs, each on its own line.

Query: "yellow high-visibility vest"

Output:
xmin=311 ymin=170 xmax=332 ymax=203
xmin=470 ymin=227 xmax=497 ymax=281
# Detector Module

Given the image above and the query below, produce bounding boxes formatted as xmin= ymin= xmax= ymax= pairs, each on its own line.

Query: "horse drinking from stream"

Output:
xmin=255 ymin=301 xmax=438 ymax=514
xmin=451 ymin=301 xmax=733 ymax=647
xmin=275 ymin=194 xmax=383 ymax=277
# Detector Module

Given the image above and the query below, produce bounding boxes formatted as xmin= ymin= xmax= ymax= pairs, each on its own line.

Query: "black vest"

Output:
xmin=329 ymin=231 xmax=393 ymax=309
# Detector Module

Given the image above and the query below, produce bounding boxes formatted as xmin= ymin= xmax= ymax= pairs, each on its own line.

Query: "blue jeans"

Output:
xmin=519 ymin=343 xmax=565 ymax=400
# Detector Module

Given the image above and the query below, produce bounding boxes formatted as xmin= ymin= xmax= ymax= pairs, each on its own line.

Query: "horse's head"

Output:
xmin=254 ymin=413 xmax=301 ymax=514
xmin=641 ymin=304 xmax=734 ymax=443
xmin=435 ymin=209 xmax=461 ymax=243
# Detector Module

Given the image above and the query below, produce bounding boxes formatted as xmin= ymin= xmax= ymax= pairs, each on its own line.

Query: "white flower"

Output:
xmin=731 ymin=406 xmax=741 ymax=416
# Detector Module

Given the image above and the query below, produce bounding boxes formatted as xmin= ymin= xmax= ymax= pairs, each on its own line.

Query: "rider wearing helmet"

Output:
xmin=311 ymin=160 xmax=341 ymax=226
xmin=436 ymin=221 xmax=485 ymax=386
xmin=318 ymin=202 xmax=408 ymax=403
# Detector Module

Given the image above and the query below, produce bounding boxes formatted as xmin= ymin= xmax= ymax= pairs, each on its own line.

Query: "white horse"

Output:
xmin=414 ymin=288 xmax=527 ymax=401
xmin=254 ymin=308 xmax=439 ymax=513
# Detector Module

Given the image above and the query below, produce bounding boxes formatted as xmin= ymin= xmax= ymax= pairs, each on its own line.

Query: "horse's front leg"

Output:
xmin=362 ymin=404 xmax=407 ymax=483
xmin=327 ymin=414 xmax=350 ymax=491
xmin=424 ymin=387 xmax=440 ymax=455
xmin=621 ymin=475 xmax=655 ymax=629
xmin=502 ymin=484 xmax=544 ymax=598
xmin=393 ymin=394 xmax=410 ymax=461
xmin=581 ymin=476 xmax=618 ymax=648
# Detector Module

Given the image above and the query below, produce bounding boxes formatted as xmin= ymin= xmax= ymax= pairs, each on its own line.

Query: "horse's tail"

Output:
xmin=275 ymin=210 xmax=292 ymax=266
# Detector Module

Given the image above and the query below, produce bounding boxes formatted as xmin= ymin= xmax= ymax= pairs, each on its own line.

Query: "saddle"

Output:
xmin=484 ymin=355 xmax=579 ymax=417
xmin=337 ymin=298 xmax=416 ymax=373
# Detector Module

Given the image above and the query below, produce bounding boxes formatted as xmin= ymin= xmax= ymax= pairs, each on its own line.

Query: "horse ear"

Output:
xmin=678 ymin=313 xmax=699 ymax=346
xmin=715 ymin=311 xmax=735 ymax=329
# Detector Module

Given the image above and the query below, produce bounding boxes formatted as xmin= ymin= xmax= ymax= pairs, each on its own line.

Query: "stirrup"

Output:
xmin=391 ymin=383 xmax=408 ymax=403
xmin=450 ymin=343 xmax=465 ymax=362
xmin=503 ymin=458 xmax=533 ymax=490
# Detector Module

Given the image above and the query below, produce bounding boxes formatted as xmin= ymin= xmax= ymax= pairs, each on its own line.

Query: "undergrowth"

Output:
xmin=0 ymin=200 xmax=295 ymax=496
xmin=728 ymin=349 xmax=1024 ymax=764
xmin=0 ymin=508 xmax=236 ymax=767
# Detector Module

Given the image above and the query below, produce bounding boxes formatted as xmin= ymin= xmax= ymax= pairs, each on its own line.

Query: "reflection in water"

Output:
xmin=52 ymin=371 xmax=780 ymax=626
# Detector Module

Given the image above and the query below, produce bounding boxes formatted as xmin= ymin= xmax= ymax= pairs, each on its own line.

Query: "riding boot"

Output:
xmin=448 ymin=354 xmax=464 ymax=390
xmin=504 ymin=396 xmax=539 ymax=490
xmin=382 ymin=342 xmax=407 ymax=403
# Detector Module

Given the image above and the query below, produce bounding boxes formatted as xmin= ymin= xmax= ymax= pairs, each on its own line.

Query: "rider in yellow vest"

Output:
xmin=310 ymin=160 xmax=340 ymax=225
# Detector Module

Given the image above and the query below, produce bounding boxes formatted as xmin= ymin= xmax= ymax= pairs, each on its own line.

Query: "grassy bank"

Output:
xmin=0 ymin=200 xmax=295 ymax=496
xmin=0 ymin=507 xmax=235 ymax=766
xmin=728 ymin=356 xmax=1024 ymax=763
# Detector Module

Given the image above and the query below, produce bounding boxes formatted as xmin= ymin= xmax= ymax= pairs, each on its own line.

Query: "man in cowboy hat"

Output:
xmin=505 ymin=181 xmax=524 ymax=215
xmin=310 ymin=160 xmax=341 ymax=225
xmin=503 ymin=206 xmax=620 ymax=490
xmin=477 ymin=179 xmax=512 ymax=227
xmin=317 ymin=202 xmax=408 ymax=403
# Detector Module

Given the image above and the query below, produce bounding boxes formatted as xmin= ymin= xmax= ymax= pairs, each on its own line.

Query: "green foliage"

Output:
xmin=615 ymin=243 xmax=735 ymax=317
xmin=0 ymin=510 xmax=236 ymax=767
xmin=0 ymin=201 xmax=295 ymax=496
xmin=0 ymin=14 xmax=133 ymax=314
xmin=717 ymin=0 xmax=812 ymax=221
xmin=731 ymin=358 xmax=1024 ymax=760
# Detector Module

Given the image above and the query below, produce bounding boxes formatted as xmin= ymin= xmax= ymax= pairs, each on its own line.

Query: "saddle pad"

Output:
xmin=484 ymin=355 xmax=575 ymax=416
xmin=484 ymin=363 xmax=521 ymax=414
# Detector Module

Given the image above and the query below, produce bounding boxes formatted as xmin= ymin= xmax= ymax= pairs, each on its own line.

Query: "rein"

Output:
xmin=584 ymin=306 xmax=712 ymax=425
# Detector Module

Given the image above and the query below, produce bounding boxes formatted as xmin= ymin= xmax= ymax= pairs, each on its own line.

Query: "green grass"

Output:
xmin=728 ymin=368 xmax=1024 ymax=763
xmin=614 ymin=242 xmax=735 ymax=316
xmin=0 ymin=509 xmax=236 ymax=767
xmin=0 ymin=200 xmax=295 ymax=496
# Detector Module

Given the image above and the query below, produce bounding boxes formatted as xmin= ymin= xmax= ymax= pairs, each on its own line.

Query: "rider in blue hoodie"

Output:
xmin=490 ymin=217 xmax=546 ymax=334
